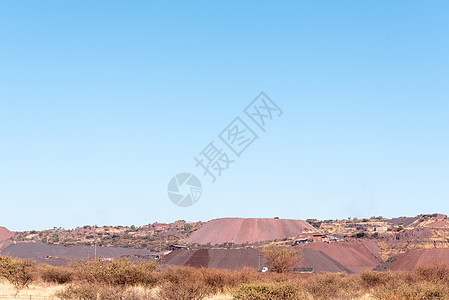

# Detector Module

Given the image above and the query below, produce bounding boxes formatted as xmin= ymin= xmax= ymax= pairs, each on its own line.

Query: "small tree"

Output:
xmin=52 ymin=233 xmax=59 ymax=241
xmin=0 ymin=255 xmax=36 ymax=291
xmin=182 ymin=223 xmax=194 ymax=234
xmin=262 ymin=246 xmax=302 ymax=273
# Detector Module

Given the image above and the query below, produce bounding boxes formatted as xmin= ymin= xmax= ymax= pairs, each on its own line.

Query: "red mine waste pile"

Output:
xmin=185 ymin=218 xmax=316 ymax=245
xmin=388 ymin=249 xmax=449 ymax=271
xmin=164 ymin=248 xmax=353 ymax=273
xmin=296 ymin=240 xmax=382 ymax=273
xmin=0 ymin=227 xmax=13 ymax=241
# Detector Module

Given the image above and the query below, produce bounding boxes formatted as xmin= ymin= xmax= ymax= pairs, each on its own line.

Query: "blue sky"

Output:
xmin=1 ymin=1 xmax=448 ymax=231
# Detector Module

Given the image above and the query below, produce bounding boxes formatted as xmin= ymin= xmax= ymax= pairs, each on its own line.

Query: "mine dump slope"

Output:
xmin=380 ymin=248 xmax=449 ymax=271
xmin=387 ymin=217 xmax=420 ymax=227
xmin=165 ymin=249 xmax=263 ymax=270
xmin=164 ymin=248 xmax=353 ymax=273
xmin=1 ymin=242 xmax=157 ymax=266
xmin=185 ymin=218 xmax=316 ymax=245
xmin=385 ymin=228 xmax=433 ymax=243
xmin=296 ymin=240 xmax=382 ymax=273
xmin=410 ymin=214 xmax=449 ymax=228
xmin=427 ymin=220 xmax=449 ymax=228
xmin=0 ymin=227 xmax=13 ymax=241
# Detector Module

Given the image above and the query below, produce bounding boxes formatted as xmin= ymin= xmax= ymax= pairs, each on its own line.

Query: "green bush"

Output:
xmin=234 ymin=282 xmax=303 ymax=300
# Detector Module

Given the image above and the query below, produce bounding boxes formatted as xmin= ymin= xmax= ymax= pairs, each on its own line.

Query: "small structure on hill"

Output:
xmin=327 ymin=236 xmax=339 ymax=243
xmin=293 ymin=267 xmax=314 ymax=273
xmin=312 ymin=234 xmax=326 ymax=243
xmin=374 ymin=227 xmax=388 ymax=232
xmin=169 ymin=244 xmax=189 ymax=251
xmin=293 ymin=238 xmax=309 ymax=245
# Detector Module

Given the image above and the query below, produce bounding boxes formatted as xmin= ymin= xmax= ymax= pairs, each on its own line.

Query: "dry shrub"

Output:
xmin=238 ymin=266 xmax=264 ymax=283
xmin=361 ymin=270 xmax=393 ymax=287
xmin=97 ymin=285 xmax=156 ymax=300
xmin=157 ymin=266 xmax=214 ymax=299
xmin=0 ymin=255 xmax=36 ymax=291
xmin=398 ymin=270 xmax=420 ymax=285
xmin=304 ymin=272 xmax=363 ymax=299
xmin=371 ymin=280 xmax=449 ymax=300
xmin=159 ymin=266 xmax=200 ymax=284
xmin=415 ymin=263 xmax=449 ymax=283
xmin=13 ymin=259 xmax=449 ymax=300
xmin=40 ymin=265 xmax=74 ymax=284
xmin=157 ymin=266 xmax=263 ymax=299
xmin=404 ymin=282 xmax=449 ymax=299
xmin=200 ymin=268 xmax=235 ymax=293
xmin=158 ymin=280 xmax=213 ymax=300
xmin=55 ymin=283 xmax=98 ymax=299
xmin=200 ymin=267 xmax=260 ymax=293
xmin=233 ymin=282 xmax=303 ymax=300
xmin=74 ymin=258 xmax=159 ymax=286
xmin=55 ymin=283 xmax=156 ymax=300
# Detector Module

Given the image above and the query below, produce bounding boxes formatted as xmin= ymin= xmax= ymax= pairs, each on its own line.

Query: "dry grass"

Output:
xmin=2 ymin=254 xmax=449 ymax=299
xmin=0 ymin=278 xmax=64 ymax=297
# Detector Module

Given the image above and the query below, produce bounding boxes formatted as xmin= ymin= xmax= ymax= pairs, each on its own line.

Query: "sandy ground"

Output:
xmin=0 ymin=279 xmax=64 ymax=298
xmin=0 ymin=280 xmax=233 ymax=299
xmin=0 ymin=279 xmax=376 ymax=299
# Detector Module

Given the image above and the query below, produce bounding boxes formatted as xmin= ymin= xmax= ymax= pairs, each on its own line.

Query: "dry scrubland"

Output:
xmin=1 ymin=255 xmax=449 ymax=299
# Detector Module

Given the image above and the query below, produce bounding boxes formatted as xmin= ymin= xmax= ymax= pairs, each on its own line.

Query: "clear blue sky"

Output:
xmin=1 ymin=1 xmax=448 ymax=231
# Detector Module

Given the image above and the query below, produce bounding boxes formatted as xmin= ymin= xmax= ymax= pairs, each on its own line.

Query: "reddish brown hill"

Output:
xmin=0 ymin=227 xmax=13 ymax=241
xmin=185 ymin=218 xmax=316 ymax=245
xmin=385 ymin=228 xmax=433 ymax=243
xmin=384 ymin=249 xmax=449 ymax=271
xmin=164 ymin=248 xmax=352 ymax=273
xmin=427 ymin=220 xmax=449 ymax=228
xmin=296 ymin=240 xmax=382 ymax=273
xmin=409 ymin=214 xmax=449 ymax=228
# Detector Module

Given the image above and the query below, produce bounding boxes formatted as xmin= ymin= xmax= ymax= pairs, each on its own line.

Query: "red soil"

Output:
xmin=0 ymin=227 xmax=13 ymax=241
xmin=185 ymin=218 xmax=316 ymax=245
xmin=164 ymin=248 xmax=353 ymax=273
xmin=427 ymin=220 xmax=449 ymax=228
xmin=296 ymin=240 xmax=381 ymax=273
xmin=387 ymin=249 xmax=449 ymax=271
